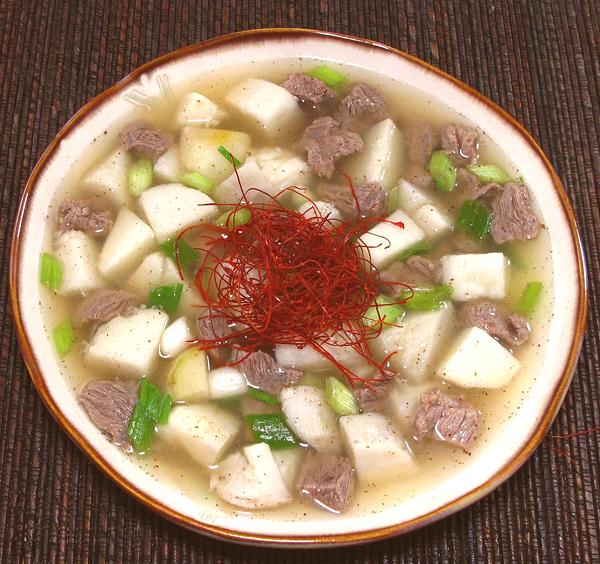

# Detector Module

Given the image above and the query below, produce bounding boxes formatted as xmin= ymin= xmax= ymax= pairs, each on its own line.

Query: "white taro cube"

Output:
xmin=54 ymin=231 xmax=105 ymax=296
xmin=208 ymin=367 xmax=248 ymax=399
xmin=224 ymin=78 xmax=302 ymax=137
xmin=138 ymin=183 xmax=217 ymax=242
xmin=179 ymin=126 xmax=251 ymax=184
xmin=166 ymin=404 xmax=240 ymax=466
xmin=359 ymin=209 xmax=426 ymax=269
xmin=339 ymin=413 xmax=416 ymax=483
xmin=253 ymin=147 xmax=311 ymax=190
xmin=166 ymin=348 xmax=210 ymax=402
xmin=435 ymin=326 xmax=521 ymax=388
xmin=441 ymin=253 xmax=507 ymax=301
xmin=214 ymin=158 xmax=274 ymax=204
xmin=153 ymin=145 xmax=183 ymax=183
xmin=370 ymin=303 xmax=456 ymax=382
xmin=412 ymin=204 xmax=452 ymax=238
xmin=272 ymin=448 xmax=305 ymax=491
xmin=159 ymin=316 xmax=194 ymax=359
xmin=347 ymin=119 xmax=405 ymax=189
xmin=387 ymin=380 xmax=436 ymax=431
xmin=297 ymin=201 xmax=342 ymax=223
xmin=396 ymin=179 xmax=434 ymax=213
xmin=98 ymin=208 xmax=155 ymax=280
xmin=82 ymin=148 xmax=132 ymax=207
xmin=210 ymin=443 xmax=292 ymax=509
xmin=86 ymin=308 xmax=168 ymax=377
xmin=279 ymin=386 xmax=342 ymax=454
xmin=177 ymin=92 xmax=223 ymax=127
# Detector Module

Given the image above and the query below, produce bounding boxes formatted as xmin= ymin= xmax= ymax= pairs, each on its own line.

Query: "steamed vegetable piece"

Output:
xmin=215 ymin=208 xmax=252 ymax=229
xmin=441 ymin=252 xmax=508 ymax=301
xmin=246 ymin=414 xmax=297 ymax=449
xmin=128 ymin=158 xmax=153 ymax=196
xmin=456 ymin=199 xmax=492 ymax=240
xmin=247 ymin=388 xmax=278 ymax=405
xmin=515 ymin=281 xmax=543 ymax=317
xmin=467 ymin=164 xmax=511 ymax=184
xmin=154 ymin=146 xmax=182 ymax=183
xmin=160 ymin=316 xmax=194 ymax=358
xmin=412 ymin=204 xmax=452 ymax=238
xmin=363 ymin=295 xmax=403 ymax=327
xmin=82 ymin=148 xmax=132 ymax=206
xmin=54 ymin=231 xmax=105 ymax=296
xmin=159 ymin=237 xmax=199 ymax=272
xmin=176 ymin=92 xmax=223 ymax=127
xmin=39 ymin=252 xmax=62 ymax=291
xmin=395 ymin=240 xmax=433 ymax=262
xmin=127 ymin=379 xmax=172 ymax=452
xmin=307 ymin=65 xmax=345 ymax=87
xmin=177 ymin=170 xmax=215 ymax=194
xmin=166 ymin=348 xmax=209 ymax=401
xmin=214 ymin=158 xmax=275 ymax=204
xmin=428 ymin=150 xmax=457 ymax=192
xmin=52 ymin=320 xmax=76 ymax=358
xmin=208 ymin=367 xmax=248 ymax=399
xmin=399 ymin=284 xmax=453 ymax=311
xmin=325 ymin=377 xmax=359 ymax=416
xmin=149 ymin=283 xmax=183 ymax=314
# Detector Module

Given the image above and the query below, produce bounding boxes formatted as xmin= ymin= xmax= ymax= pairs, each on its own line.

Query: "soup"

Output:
xmin=38 ymin=59 xmax=551 ymax=517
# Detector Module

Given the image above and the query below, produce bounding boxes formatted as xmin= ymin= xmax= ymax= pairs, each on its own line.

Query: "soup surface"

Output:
xmin=39 ymin=58 xmax=552 ymax=520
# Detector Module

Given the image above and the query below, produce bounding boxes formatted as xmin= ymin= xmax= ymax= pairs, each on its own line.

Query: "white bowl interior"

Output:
xmin=16 ymin=34 xmax=582 ymax=541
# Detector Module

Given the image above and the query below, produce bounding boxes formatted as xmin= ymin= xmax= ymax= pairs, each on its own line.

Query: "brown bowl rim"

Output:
xmin=9 ymin=28 xmax=588 ymax=547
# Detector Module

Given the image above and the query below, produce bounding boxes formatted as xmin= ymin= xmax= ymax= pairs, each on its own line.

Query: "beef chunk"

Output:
xmin=122 ymin=126 xmax=171 ymax=162
xmin=196 ymin=316 xmax=235 ymax=366
xmin=75 ymin=289 xmax=139 ymax=327
xmin=79 ymin=380 xmax=137 ymax=446
xmin=405 ymin=165 xmax=435 ymax=190
xmin=236 ymin=351 xmax=301 ymax=394
xmin=337 ymin=83 xmax=388 ymax=131
xmin=471 ymin=181 xmax=501 ymax=201
xmin=57 ymin=199 xmax=113 ymax=237
xmin=379 ymin=256 xmax=442 ymax=294
xmin=460 ymin=300 xmax=530 ymax=346
xmin=441 ymin=124 xmax=479 ymax=165
xmin=281 ymin=73 xmax=332 ymax=105
xmin=490 ymin=183 xmax=540 ymax=244
xmin=355 ymin=380 xmax=392 ymax=412
xmin=317 ymin=180 xmax=386 ymax=218
xmin=302 ymin=117 xmax=364 ymax=178
xmin=406 ymin=124 xmax=439 ymax=168
xmin=296 ymin=450 xmax=354 ymax=513
xmin=414 ymin=389 xmax=479 ymax=449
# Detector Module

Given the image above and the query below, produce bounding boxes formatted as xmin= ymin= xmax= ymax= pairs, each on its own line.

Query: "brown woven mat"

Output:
xmin=1 ymin=1 xmax=599 ymax=562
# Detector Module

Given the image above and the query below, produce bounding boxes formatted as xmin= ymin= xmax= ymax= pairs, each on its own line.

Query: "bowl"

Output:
xmin=9 ymin=28 xmax=587 ymax=546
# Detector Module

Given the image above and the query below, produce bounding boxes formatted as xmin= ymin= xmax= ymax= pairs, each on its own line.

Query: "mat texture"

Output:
xmin=1 ymin=1 xmax=599 ymax=562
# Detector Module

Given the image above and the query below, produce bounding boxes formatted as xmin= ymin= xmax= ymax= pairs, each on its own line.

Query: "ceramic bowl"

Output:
xmin=10 ymin=29 xmax=587 ymax=546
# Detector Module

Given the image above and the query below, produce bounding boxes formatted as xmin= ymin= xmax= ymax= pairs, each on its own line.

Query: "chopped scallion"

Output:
xmin=363 ymin=295 xmax=403 ymax=328
xmin=52 ymin=320 xmax=76 ymax=358
xmin=127 ymin=403 xmax=156 ymax=452
xmin=148 ymin=283 xmax=183 ymax=314
xmin=39 ymin=252 xmax=62 ymax=291
xmin=456 ymin=199 xmax=492 ymax=240
xmin=215 ymin=208 xmax=252 ymax=229
xmin=128 ymin=158 xmax=153 ymax=196
xmin=217 ymin=145 xmax=241 ymax=167
xmin=394 ymin=240 xmax=433 ymax=262
xmin=247 ymin=387 xmax=279 ymax=405
xmin=515 ymin=281 xmax=543 ymax=317
xmin=467 ymin=164 xmax=512 ymax=184
xmin=386 ymin=184 xmax=399 ymax=214
xmin=325 ymin=377 xmax=359 ymax=416
xmin=400 ymin=284 xmax=453 ymax=311
xmin=428 ymin=150 xmax=457 ymax=192
xmin=307 ymin=65 xmax=345 ymax=87
xmin=159 ymin=237 xmax=199 ymax=271
xmin=177 ymin=171 xmax=215 ymax=195
xmin=245 ymin=414 xmax=297 ymax=449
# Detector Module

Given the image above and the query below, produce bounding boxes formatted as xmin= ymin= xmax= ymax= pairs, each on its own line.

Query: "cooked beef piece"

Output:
xmin=75 ymin=289 xmax=139 ymax=327
xmin=236 ymin=351 xmax=301 ymax=394
xmin=379 ymin=256 xmax=442 ymax=294
xmin=441 ymin=124 xmax=479 ymax=165
xmin=471 ymin=181 xmax=501 ymax=201
xmin=405 ymin=165 xmax=435 ymax=190
xmin=490 ymin=183 xmax=540 ymax=244
xmin=355 ymin=380 xmax=392 ymax=412
xmin=122 ymin=126 xmax=171 ymax=162
xmin=281 ymin=73 xmax=332 ymax=105
xmin=57 ymin=199 xmax=113 ymax=237
xmin=79 ymin=380 xmax=138 ymax=446
xmin=414 ymin=389 xmax=479 ymax=449
xmin=196 ymin=316 xmax=235 ymax=366
xmin=406 ymin=124 xmax=439 ymax=168
xmin=460 ymin=300 xmax=530 ymax=346
xmin=301 ymin=117 xmax=364 ymax=178
xmin=456 ymin=167 xmax=479 ymax=196
xmin=337 ymin=83 xmax=388 ymax=131
xmin=317 ymin=181 xmax=386 ymax=218
xmin=296 ymin=450 xmax=355 ymax=513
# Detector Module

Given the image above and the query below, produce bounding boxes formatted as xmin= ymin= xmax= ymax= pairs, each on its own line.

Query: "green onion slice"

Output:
xmin=245 ymin=414 xmax=297 ymax=450
xmin=325 ymin=377 xmax=359 ymax=416
xmin=127 ymin=403 xmax=156 ymax=453
xmin=52 ymin=320 xmax=76 ymax=358
xmin=159 ymin=238 xmax=199 ymax=271
xmin=148 ymin=283 xmax=183 ymax=314
xmin=400 ymin=284 xmax=453 ymax=311
xmin=247 ymin=388 xmax=279 ymax=405
xmin=307 ymin=65 xmax=345 ymax=88
xmin=515 ymin=281 xmax=543 ymax=317
xmin=363 ymin=295 xmax=404 ymax=328
xmin=128 ymin=158 xmax=153 ymax=196
xmin=428 ymin=150 xmax=457 ymax=192
xmin=217 ymin=145 xmax=241 ymax=167
xmin=467 ymin=164 xmax=512 ymax=184
xmin=386 ymin=184 xmax=399 ymax=214
xmin=39 ymin=252 xmax=62 ymax=291
xmin=215 ymin=208 xmax=252 ymax=229
xmin=456 ymin=199 xmax=492 ymax=240
xmin=178 ymin=171 xmax=215 ymax=195
xmin=394 ymin=240 xmax=433 ymax=262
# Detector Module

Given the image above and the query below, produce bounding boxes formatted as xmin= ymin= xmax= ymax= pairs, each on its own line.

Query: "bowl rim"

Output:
xmin=9 ymin=27 xmax=588 ymax=547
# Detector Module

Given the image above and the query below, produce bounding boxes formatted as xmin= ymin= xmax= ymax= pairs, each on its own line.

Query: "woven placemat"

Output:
xmin=1 ymin=1 xmax=598 ymax=561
